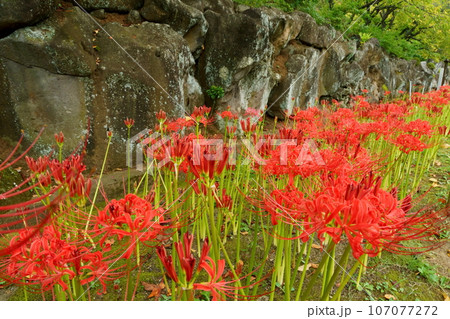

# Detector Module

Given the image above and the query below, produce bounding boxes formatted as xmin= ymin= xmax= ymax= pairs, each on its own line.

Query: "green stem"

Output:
xmin=301 ymin=241 xmax=336 ymax=300
xmin=295 ymin=238 xmax=313 ymax=301
xmin=85 ymin=134 xmax=112 ymax=234
xmin=330 ymin=258 xmax=361 ymax=301
xmin=320 ymin=244 xmax=351 ymax=301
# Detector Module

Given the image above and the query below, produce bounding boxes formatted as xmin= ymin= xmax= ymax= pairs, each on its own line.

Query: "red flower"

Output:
xmin=156 ymin=245 xmax=179 ymax=282
xmin=240 ymin=118 xmax=257 ymax=133
xmin=95 ymin=194 xmax=166 ymax=259
xmin=124 ymin=118 xmax=135 ymax=128
xmin=156 ymin=110 xmax=167 ymax=123
xmin=219 ymin=109 xmax=238 ymax=120
xmin=188 ymin=145 xmax=230 ymax=182
xmin=54 ymin=131 xmax=64 ymax=145
xmin=174 ymin=232 xmax=196 ymax=282
xmin=391 ymin=134 xmax=429 ymax=153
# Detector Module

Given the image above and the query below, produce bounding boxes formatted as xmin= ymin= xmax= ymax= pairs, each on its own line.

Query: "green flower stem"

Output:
xmin=330 ymin=257 xmax=361 ymax=301
xmin=290 ymin=238 xmax=307 ymax=294
xmin=320 ymin=244 xmax=351 ymax=301
xmin=217 ymin=236 xmax=246 ymax=299
xmin=250 ymin=234 xmax=272 ymax=297
xmin=244 ymin=211 xmax=258 ymax=294
xmin=269 ymin=231 xmax=285 ymax=301
xmin=284 ymin=224 xmax=293 ymax=300
xmin=322 ymin=243 xmax=336 ymax=300
xmin=301 ymin=240 xmax=336 ymax=300
xmin=85 ymin=133 xmax=112 ymax=235
xmin=208 ymin=187 xmax=219 ymax=260
xmin=356 ymin=253 xmax=368 ymax=286
xmin=295 ymin=237 xmax=313 ymax=301
xmin=125 ymin=258 xmax=134 ymax=301
xmin=127 ymin=127 xmax=131 ymax=194
xmin=235 ymin=165 xmax=251 ymax=263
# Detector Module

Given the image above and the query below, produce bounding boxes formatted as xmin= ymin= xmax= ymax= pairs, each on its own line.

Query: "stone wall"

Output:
xmin=0 ymin=0 xmax=448 ymax=167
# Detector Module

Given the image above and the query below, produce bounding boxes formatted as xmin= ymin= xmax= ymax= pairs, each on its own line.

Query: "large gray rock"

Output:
xmin=204 ymin=0 xmax=234 ymax=14
xmin=0 ymin=0 xmax=57 ymax=35
xmin=0 ymin=7 xmax=97 ymax=76
xmin=89 ymin=21 xmax=202 ymax=168
xmin=72 ymin=0 xmax=144 ymax=12
xmin=0 ymin=58 xmax=91 ymax=153
xmin=296 ymin=11 xmax=335 ymax=49
xmin=199 ymin=10 xmax=275 ymax=113
xmin=140 ymin=0 xmax=208 ymax=58
xmin=268 ymin=41 xmax=323 ymax=118
xmin=243 ymin=8 xmax=303 ymax=55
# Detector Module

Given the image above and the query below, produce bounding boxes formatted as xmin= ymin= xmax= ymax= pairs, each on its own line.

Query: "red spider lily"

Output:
xmin=240 ymin=118 xmax=257 ymax=133
xmin=79 ymin=251 xmax=125 ymax=294
xmin=157 ymin=234 xmax=258 ymax=300
xmin=244 ymin=107 xmax=263 ymax=118
xmin=25 ymin=156 xmax=49 ymax=173
xmin=391 ymin=134 xmax=429 ymax=154
xmin=1 ymin=130 xmax=66 ymax=256
xmin=54 ymin=131 xmax=64 ymax=145
xmin=191 ymin=106 xmax=211 ymax=120
xmin=124 ymin=118 xmax=135 ymax=128
xmin=156 ymin=245 xmax=179 ymax=282
xmin=215 ymin=189 xmax=233 ymax=210
xmin=2 ymin=225 xmax=123 ymax=295
xmin=263 ymin=173 xmax=444 ymax=259
xmin=94 ymin=194 xmax=166 ymax=259
xmin=156 ymin=110 xmax=167 ymax=123
xmin=226 ymin=125 xmax=237 ymax=136
xmin=219 ymin=109 xmax=238 ymax=120
xmin=158 ymin=134 xmax=192 ymax=171
xmin=174 ymin=232 xmax=196 ymax=282
xmin=188 ymin=145 xmax=230 ymax=182
xmin=193 ymin=256 xmax=260 ymax=301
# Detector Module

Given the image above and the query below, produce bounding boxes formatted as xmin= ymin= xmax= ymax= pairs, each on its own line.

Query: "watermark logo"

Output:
xmin=127 ymin=131 xmax=325 ymax=174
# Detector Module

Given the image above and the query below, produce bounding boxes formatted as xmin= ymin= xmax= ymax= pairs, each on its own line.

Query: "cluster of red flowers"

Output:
xmin=3 ymin=225 xmax=121 ymax=294
xmin=157 ymin=232 xmax=252 ymax=300
xmin=94 ymin=194 xmax=166 ymax=259
xmin=262 ymin=173 xmax=442 ymax=259
xmin=0 ymin=86 xmax=447 ymax=300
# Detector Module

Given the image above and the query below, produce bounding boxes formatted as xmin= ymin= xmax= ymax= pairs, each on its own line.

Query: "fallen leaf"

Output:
xmin=442 ymin=143 xmax=449 ymax=149
xmin=298 ymin=263 xmax=319 ymax=271
xmin=442 ymin=292 xmax=450 ymax=301
xmin=447 ymin=249 xmax=450 ymax=257
xmin=104 ymin=238 xmax=115 ymax=245
xmin=431 ymin=182 xmax=439 ymax=188
xmin=236 ymin=260 xmax=244 ymax=276
xmin=142 ymin=282 xmax=157 ymax=292
xmin=14 ymin=167 xmax=22 ymax=172
xmin=312 ymin=244 xmax=322 ymax=249
xmin=224 ymin=260 xmax=244 ymax=279
xmin=143 ymin=282 xmax=165 ymax=300
xmin=384 ymin=294 xmax=397 ymax=300
xmin=240 ymin=231 xmax=249 ymax=236
xmin=434 ymin=160 xmax=442 ymax=166
xmin=429 ymin=178 xmax=438 ymax=183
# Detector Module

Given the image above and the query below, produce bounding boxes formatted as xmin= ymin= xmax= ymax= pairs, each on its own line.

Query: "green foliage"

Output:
xmin=233 ymin=0 xmax=449 ymax=61
xmin=234 ymin=0 xmax=293 ymax=11
xmin=407 ymin=256 xmax=450 ymax=289
xmin=359 ymin=32 xmax=372 ymax=44
xmin=206 ymin=85 xmax=225 ymax=100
